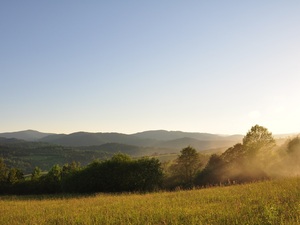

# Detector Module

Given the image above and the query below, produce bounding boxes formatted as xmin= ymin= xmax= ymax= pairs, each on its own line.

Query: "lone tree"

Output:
xmin=174 ymin=146 xmax=202 ymax=186
xmin=242 ymin=124 xmax=275 ymax=158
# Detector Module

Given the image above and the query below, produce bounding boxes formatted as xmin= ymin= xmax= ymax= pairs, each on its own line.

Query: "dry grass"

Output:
xmin=1 ymin=178 xmax=300 ymax=224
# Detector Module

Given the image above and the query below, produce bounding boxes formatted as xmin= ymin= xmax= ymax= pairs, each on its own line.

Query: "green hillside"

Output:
xmin=0 ymin=139 xmax=178 ymax=174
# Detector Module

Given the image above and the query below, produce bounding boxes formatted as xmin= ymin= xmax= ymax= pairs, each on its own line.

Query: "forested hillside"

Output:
xmin=0 ymin=129 xmax=243 ymax=173
xmin=0 ymin=140 xmax=176 ymax=174
xmin=1 ymin=125 xmax=300 ymax=195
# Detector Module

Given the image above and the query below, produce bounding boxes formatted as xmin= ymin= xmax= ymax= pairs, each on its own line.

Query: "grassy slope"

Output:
xmin=1 ymin=178 xmax=300 ymax=225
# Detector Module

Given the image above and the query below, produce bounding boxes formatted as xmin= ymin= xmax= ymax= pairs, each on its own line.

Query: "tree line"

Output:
xmin=1 ymin=125 xmax=300 ymax=194
xmin=0 ymin=154 xmax=163 ymax=194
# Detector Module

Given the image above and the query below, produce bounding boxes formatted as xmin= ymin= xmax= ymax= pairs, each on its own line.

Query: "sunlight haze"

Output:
xmin=1 ymin=1 xmax=299 ymax=135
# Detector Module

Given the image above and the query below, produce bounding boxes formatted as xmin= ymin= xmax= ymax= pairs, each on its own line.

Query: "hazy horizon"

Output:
xmin=1 ymin=1 xmax=300 ymax=135
xmin=0 ymin=127 xmax=298 ymax=137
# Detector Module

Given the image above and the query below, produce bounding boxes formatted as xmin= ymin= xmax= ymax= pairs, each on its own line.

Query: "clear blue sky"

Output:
xmin=1 ymin=1 xmax=300 ymax=135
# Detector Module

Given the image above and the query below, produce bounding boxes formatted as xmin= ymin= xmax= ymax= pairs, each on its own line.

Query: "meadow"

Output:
xmin=1 ymin=177 xmax=300 ymax=225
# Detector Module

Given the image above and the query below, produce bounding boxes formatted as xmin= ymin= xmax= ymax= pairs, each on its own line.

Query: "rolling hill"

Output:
xmin=0 ymin=130 xmax=53 ymax=141
xmin=1 ymin=129 xmax=291 ymax=174
xmin=39 ymin=132 xmax=156 ymax=147
xmin=0 ymin=129 xmax=244 ymax=173
xmin=0 ymin=129 xmax=243 ymax=150
xmin=132 ymin=130 xmax=224 ymax=141
xmin=0 ymin=138 xmax=178 ymax=173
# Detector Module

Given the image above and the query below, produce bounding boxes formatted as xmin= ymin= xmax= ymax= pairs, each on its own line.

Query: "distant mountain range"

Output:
xmin=0 ymin=130 xmax=53 ymax=141
xmin=0 ymin=129 xmax=243 ymax=150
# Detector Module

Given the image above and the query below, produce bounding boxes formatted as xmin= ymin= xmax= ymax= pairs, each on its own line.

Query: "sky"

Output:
xmin=1 ymin=1 xmax=300 ymax=135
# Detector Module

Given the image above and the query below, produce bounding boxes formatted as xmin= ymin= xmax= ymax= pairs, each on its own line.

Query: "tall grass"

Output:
xmin=1 ymin=178 xmax=300 ymax=224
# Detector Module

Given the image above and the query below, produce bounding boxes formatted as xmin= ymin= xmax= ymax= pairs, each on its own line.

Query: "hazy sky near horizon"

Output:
xmin=1 ymin=1 xmax=300 ymax=135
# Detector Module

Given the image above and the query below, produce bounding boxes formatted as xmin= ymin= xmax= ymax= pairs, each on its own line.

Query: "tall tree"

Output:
xmin=243 ymin=124 xmax=275 ymax=158
xmin=173 ymin=146 xmax=202 ymax=186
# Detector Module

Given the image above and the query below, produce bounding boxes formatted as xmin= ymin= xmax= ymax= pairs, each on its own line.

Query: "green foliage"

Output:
xmin=0 ymin=141 xmax=110 ymax=174
xmin=0 ymin=158 xmax=23 ymax=185
xmin=243 ymin=124 xmax=275 ymax=157
xmin=163 ymin=146 xmax=207 ymax=189
xmin=7 ymin=168 xmax=24 ymax=184
xmin=195 ymin=154 xmax=227 ymax=185
xmin=173 ymin=146 xmax=202 ymax=185
xmin=0 ymin=158 xmax=26 ymax=194
xmin=110 ymin=152 xmax=132 ymax=162
xmin=40 ymin=164 xmax=63 ymax=193
xmin=61 ymin=161 xmax=81 ymax=178
xmin=63 ymin=154 xmax=163 ymax=193
xmin=31 ymin=166 xmax=42 ymax=181
xmin=0 ymin=141 xmax=180 ymax=174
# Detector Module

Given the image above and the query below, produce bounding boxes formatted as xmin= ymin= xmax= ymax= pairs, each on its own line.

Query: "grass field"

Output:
xmin=1 ymin=178 xmax=300 ymax=225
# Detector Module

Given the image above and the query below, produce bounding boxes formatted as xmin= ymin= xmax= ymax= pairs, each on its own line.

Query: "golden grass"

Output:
xmin=1 ymin=178 xmax=300 ymax=224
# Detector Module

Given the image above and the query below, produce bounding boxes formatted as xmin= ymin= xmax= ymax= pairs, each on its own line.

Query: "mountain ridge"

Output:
xmin=0 ymin=129 xmax=244 ymax=151
xmin=0 ymin=130 xmax=53 ymax=141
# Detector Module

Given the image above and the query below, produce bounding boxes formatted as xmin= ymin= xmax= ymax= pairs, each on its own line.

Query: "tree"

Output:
xmin=287 ymin=136 xmax=300 ymax=155
xmin=47 ymin=164 xmax=62 ymax=182
xmin=61 ymin=161 xmax=81 ymax=179
xmin=222 ymin=143 xmax=244 ymax=163
xmin=196 ymin=125 xmax=275 ymax=186
xmin=0 ymin=158 xmax=8 ymax=183
xmin=195 ymin=154 xmax=227 ymax=186
xmin=282 ymin=136 xmax=300 ymax=174
xmin=7 ymin=168 xmax=24 ymax=184
xmin=110 ymin=153 xmax=132 ymax=163
xmin=173 ymin=146 xmax=202 ymax=186
xmin=243 ymin=124 xmax=275 ymax=158
xmin=42 ymin=164 xmax=62 ymax=193
xmin=31 ymin=166 xmax=42 ymax=181
xmin=133 ymin=157 xmax=163 ymax=191
xmin=62 ymin=154 xmax=163 ymax=193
